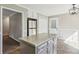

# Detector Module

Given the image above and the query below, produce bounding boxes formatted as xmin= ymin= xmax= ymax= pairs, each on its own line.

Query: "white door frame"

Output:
xmin=1 ymin=6 xmax=24 ymax=53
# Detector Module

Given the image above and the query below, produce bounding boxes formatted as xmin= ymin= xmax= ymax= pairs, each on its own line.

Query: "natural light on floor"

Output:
xmin=64 ymin=31 xmax=79 ymax=49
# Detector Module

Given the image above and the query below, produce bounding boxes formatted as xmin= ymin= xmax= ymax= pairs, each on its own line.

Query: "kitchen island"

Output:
xmin=19 ymin=33 xmax=57 ymax=54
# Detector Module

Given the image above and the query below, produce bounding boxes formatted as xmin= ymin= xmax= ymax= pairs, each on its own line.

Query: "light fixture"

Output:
xmin=69 ymin=4 xmax=79 ymax=15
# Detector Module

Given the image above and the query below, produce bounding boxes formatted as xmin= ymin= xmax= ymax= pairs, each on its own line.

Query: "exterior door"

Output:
xmin=27 ymin=18 xmax=37 ymax=36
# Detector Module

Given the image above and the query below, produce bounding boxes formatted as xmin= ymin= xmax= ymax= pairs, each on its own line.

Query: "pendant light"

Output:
xmin=69 ymin=4 xmax=79 ymax=15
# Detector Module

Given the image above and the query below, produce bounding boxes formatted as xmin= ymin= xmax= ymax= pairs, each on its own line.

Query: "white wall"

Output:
xmin=27 ymin=13 xmax=48 ymax=35
xmin=38 ymin=14 xmax=48 ymax=33
xmin=9 ymin=13 xmax=22 ymax=41
xmin=3 ymin=17 xmax=9 ymax=35
xmin=27 ymin=9 xmax=48 ymax=35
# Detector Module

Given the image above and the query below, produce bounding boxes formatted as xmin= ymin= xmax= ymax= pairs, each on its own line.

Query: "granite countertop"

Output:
xmin=19 ymin=33 xmax=57 ymax=46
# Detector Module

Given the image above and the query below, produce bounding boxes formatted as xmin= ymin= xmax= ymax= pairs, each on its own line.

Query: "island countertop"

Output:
xmin=19 ymin=33 xmax=56 ymax=47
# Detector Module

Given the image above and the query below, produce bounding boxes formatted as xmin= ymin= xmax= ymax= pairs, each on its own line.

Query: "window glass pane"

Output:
xmin=51 ymin=20 xmax=56 ymax=28
xmin=32 ymin=21 xmax=36 ymax=28
xmin=29 ymin=29 xmax=36 ymax=36
xmin=29 ymin=21 xmax=33 ymax=28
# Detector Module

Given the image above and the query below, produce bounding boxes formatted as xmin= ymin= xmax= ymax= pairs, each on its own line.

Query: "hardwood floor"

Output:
xmin=3 ymin=35 xmax=20 ymax=54
xmin=3 ymin=35 xmax=79 ymax=54
xmin=57 ymin=39 xmax=79 ymax=54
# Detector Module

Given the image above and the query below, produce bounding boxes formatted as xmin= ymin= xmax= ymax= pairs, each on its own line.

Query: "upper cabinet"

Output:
xmin=27 ymin=10 xmax=38 ymax=19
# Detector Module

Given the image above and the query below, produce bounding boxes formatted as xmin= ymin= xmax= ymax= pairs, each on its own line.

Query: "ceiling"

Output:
xmin=3 ymin=8 xmax=16 ymax=19
xmin=18 ymin=4 xmax=79 ymax=16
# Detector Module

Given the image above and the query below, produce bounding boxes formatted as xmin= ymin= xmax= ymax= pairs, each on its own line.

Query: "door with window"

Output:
xmin=27 ymin=18 xmax=37 ymax=36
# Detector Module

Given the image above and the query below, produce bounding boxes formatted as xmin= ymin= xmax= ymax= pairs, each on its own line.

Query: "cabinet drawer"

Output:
xmin=38 ymin=49 xmax=47 ymax=54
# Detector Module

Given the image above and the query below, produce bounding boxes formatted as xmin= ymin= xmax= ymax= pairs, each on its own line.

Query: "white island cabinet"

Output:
xmin=19 ymin=33 xmax=57 ymax=54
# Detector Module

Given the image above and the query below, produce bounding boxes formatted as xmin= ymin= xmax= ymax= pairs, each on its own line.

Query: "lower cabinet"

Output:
xmin=36 ymin=39 xmax=54 ymax=54
xmin=36 ymin=42 xmax=48 ymax=54
xmin=48 ymin=39 xmax=54 ymax=54
xmin=20 ymin=39 xmax=54 ymax=54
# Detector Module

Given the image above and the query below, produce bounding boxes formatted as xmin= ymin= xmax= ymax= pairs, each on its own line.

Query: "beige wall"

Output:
xmin=59 ymin=14 xmax=79 ymax=39
xmin=49 ymin=14 xmax=79 ymax=39
xmin=50 ymin=13 xmax=79 ymax=30
xmin=59 ymin=14 xmax=79 ymax=30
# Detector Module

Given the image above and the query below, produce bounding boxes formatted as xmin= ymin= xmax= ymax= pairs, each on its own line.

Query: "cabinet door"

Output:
xmin=37 ymin=42 xmax=48 ymax=54
xmin=48 ymin=39 xmax=54 ymax=54
xmin=53 ymin=37 xmax=57 ymax=54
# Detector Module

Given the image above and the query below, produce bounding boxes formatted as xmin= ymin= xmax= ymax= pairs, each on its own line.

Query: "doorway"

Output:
xmin=2 ymin=7 xmax=22 ymax=54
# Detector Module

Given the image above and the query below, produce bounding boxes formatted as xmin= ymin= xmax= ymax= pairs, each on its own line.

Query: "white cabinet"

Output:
xmin=20 ymin=33 xmax=57 ymax=54
xmin=20 ymin=38 xmax=54 ymax=54
xmin=53 ymin=37 xmax=57 ymax=54
xmin=36 ymin=39 xmax=54 ymax=54
xmin=37 ymin=42 xmax=48 ymax=54
xmin=48 ymin=39 xmax=54 ymax=54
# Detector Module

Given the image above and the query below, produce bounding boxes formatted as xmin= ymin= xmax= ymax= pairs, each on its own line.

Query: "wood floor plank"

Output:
xmin=3 ymin=35 xmax=20 ymax=54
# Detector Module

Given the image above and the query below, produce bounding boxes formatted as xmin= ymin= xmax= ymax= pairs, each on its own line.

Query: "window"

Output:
xmin=27 ymin=18 xmax=37 ymax=36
